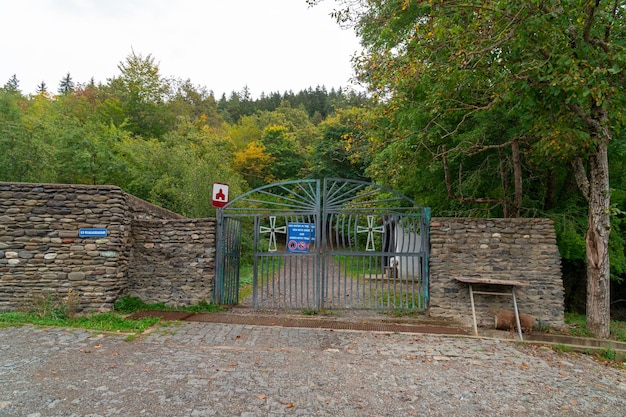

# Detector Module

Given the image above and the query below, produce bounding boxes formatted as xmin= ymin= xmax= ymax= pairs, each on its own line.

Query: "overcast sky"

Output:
xmin=0 ymin=0 xmax=362 ymax=98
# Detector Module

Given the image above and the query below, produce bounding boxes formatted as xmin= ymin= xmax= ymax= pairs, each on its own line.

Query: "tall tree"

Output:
xmin=106 ymin=51 xmax=172 ymax=138
xmin=58 ymin=72 xmax=75 ymax=95
xmin=36 ymin=81 xmax=47 ymax=95
xmin=317 ymin=0 xmax=626 ymax=337
xmin=3 ymin=74 xmax=20 ymax=93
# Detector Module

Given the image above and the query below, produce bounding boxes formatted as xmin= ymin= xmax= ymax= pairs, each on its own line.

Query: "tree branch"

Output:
xmin=442 ymin=144 xmax=505 ymax=206
xmin=583 ymin=0 xmax=610 ymax=53
xmin=571 ymin=157 xmax=590 ymax=202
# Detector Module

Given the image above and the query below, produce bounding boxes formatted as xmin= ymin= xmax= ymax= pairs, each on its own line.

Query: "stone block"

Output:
xmin=68 ymin=272 xmax=86 ymax=281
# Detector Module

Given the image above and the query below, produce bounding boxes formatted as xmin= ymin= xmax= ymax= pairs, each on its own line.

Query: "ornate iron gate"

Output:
xmin=215 ymin=179 xmax=430 ymax=311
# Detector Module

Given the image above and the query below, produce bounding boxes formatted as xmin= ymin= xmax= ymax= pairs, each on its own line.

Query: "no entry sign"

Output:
xmin=211 ymin=183 xmax=229 ymax=208
xmin=287 ymin=222 xmax=315 ymax=253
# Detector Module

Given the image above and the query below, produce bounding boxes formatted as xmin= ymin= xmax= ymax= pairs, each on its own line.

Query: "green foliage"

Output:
xmin=597 ymin=347 xmax=617 ymax=362
xmin=551 ymin=344 xmax=573 ymax=354
xmin=113 ymin=296 xmax=148 ymax=314
xmin=70 ymin=312 xmax=160 ymax=332
xmin=29 ymin=290 xmax=79 ymax=321
xmin=113 ymin=296 xmax=224 ymax=314
xmin=260 ymin=124 xmax=308 ymax=181
xmin=0 ymin=308 xmax=160 ymax=333
xmin=320 ymin=0 xmax=626 ymax=316
xmin=0 ymin=52 xmax=368 ymax=214
xmin=564 ymin=312 xmax=626 ymax=342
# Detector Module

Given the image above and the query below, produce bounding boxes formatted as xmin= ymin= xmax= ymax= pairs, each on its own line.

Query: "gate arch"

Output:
xmin=215 ymin=178 xmax=430 ymax=311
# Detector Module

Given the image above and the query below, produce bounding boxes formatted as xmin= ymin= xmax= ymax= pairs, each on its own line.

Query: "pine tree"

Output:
xmin=36 ymin=81 xmax=47 ymax=94
xmin=58 ymin=72 xmax=75 ymax=95
xmin=3 ymin=74 xmax=20 ymax=93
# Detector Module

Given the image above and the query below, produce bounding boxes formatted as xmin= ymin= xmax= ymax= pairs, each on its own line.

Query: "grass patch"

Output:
xmin=239 ymin=263 xmax=254 ymax=300
xmin=0 ymin=295 xmax=223 ymax=334
xmin=113 ymin=296 xmax=224 ymax=314
xmin=551 ymin=343 xmax=573 ymax=354
xmin=563 ymin=312 xmax=626 ymax=341
xmin=0 ymin=310 xmax=159 ymax=333
xmin=383 ymin=310 xmax=426 ymax=318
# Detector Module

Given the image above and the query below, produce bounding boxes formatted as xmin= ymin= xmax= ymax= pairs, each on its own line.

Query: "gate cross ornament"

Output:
xmin=357 ymin=215 xmax=384 ymax=252
xmin=259 ymin=216 xmax=286 ymax=252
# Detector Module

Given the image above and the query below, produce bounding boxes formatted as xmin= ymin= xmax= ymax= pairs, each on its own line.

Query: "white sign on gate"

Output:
xmin=212 ymin=182 xmax=230 ymax=208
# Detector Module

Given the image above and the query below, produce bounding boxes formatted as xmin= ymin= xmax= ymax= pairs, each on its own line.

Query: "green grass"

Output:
xmin=334 ymin=255 xmax=382 ymax=274
xmin=0 ymin=296 xmax=224 ymax=334
xmin=239 ymin=264 xmax=254 ymax=300
xmin=113 ymin=296 xmax=224 ymax=314
xmin=0 ymin=310 xmax=160 ymax=333
xmin=564 ymin=312 xmax=626 ymax=341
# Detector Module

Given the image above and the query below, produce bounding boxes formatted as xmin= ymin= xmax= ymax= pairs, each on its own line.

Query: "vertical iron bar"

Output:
xmin=253 ymin=216 xmax=260 ymax=309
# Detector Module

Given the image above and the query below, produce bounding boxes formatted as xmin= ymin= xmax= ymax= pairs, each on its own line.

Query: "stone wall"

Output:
xmin=128 ymin=218 xmax=216 ymax=306
xmin=0 ymin=182 xmax=566 ymax=327
xmin=0 ymin=182 xmax=132 ymax=311
xmin=428 ymin=217 xmax=565 ymax=328
xmin=126 ymin=194 xmax=185 ymax=221
xmin=0 ymin=182 xmax=216 ymax=312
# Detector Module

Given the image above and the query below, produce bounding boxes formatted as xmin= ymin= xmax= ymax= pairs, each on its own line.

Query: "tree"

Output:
xmin=36 ymin=81 xmax=48 ymax=95
xmin=318 ymin=1 xmax=626 ymax=337
xmin=58 ymin=72 xmax=75 ymax=95
xmin=167 ymin=79 xmax=223 ymax=128
xmin=310 ymin=108 xmax=373 ymax=180
xmin=233 ymin=141 xmax=273 ymax=189
xmin=3 ymin=74 xmax=20 ymax=93
xmin=0 ymin=90 xmax=54 ymax=182
xmin=260 ymin=124 xmax=307 ymax=181
xmin=106 ymin=50 xmax=172 ymax=138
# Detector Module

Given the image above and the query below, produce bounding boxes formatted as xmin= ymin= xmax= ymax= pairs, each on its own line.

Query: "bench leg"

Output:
xmin=469 ymin=284 xmax=478 ymax=336
xmin=512 ymin=288 xmax=523 ymax=340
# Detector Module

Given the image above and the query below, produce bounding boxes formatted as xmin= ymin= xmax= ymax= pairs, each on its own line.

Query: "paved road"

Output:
xmin=1 ymin=321 xmax=625 ymax=416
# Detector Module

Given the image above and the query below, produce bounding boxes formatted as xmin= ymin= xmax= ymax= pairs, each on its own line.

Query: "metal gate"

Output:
xmin=215 ymin=179 xmax=430 ymax=311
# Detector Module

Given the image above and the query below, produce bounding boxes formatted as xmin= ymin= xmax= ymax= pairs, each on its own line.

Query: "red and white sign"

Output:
xmin=211 ymin=182 xmax=230 ymax=208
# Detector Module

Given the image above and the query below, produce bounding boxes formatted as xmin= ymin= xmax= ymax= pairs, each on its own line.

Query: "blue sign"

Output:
xmin=287 ymin=223 xmax=315 ymax=253
xmin=79 ymin=228 xmax=108 ymax=238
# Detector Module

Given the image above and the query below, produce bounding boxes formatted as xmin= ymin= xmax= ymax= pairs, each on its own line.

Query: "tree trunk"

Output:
xmin=511 ymin=138 xmax=522 ymax=218
xmin=584 ymin=144 xmax=611 ymax=338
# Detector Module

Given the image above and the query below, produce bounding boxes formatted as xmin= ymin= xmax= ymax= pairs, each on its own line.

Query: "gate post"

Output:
xmin=214 ymin=207 xmax=224 ymax=304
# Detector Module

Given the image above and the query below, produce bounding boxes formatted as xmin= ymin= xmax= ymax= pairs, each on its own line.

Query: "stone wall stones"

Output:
xmin=429 ymin=217 xmax=565 ymax=329
xmin=126 ymin=194 xmax=185 ymax=221
xmin=0 ymin=182 xmax=132 ymax=311
xmin=0 ymin=182 xmax=216 ymax=312
xmin=128 ymin=219 xmax=215 ymax=306
xmin=0 ymin=182 xmax=567 ymax=328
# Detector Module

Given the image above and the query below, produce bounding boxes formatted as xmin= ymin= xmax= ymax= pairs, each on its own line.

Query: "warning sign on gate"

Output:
xmin=287 ymin=222 xmax=315 ymax=253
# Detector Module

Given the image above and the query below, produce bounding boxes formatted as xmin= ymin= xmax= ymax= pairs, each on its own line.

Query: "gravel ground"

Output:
xmin=1 ymin=322 xmax=625 ymax=417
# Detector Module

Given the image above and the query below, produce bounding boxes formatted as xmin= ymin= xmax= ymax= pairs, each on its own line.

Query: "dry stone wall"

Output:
xmin=0 ymin=183 xmax=131 ymax=311
xmin=0 ymin=182 xmax=215 ymax=312
xmin=0 ymin=182 xmax=566 ymax=327
xmin=128 ymin=218 xmax=215 ymax=306
xmin=428 ymin=217 xmax=565 ymax=329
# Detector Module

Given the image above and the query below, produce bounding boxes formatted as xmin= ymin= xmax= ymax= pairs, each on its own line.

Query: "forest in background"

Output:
xmin=1 ymin=38 xmax=625 ymax=317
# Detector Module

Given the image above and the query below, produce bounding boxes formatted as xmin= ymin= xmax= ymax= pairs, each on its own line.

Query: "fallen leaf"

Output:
xmin=257 ymin=395 xmax=267 ymax=400
xmin=94 ymin=345 xmax=101 ymax=349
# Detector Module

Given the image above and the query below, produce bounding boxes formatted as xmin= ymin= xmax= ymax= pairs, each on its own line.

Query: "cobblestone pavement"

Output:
xmin=1 ymin=321 xmax=625 ymax=417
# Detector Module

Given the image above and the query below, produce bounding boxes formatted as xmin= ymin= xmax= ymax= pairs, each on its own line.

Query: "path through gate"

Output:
xmin=215 ymin=179 xmax=430 ymax=311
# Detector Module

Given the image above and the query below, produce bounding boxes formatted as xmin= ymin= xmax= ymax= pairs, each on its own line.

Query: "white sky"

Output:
xmin=0 ymin=0 xmax=361 ymax=98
